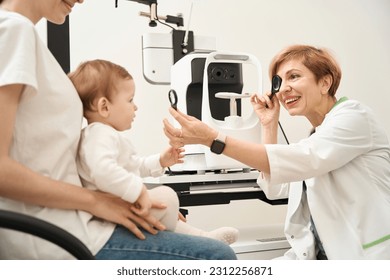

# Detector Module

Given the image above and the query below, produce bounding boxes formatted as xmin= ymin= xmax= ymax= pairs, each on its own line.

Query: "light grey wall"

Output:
xmin=70 ymin=0 xmax=390 ymax=148
xmin=66 ymin=0 xmax=390 ymax=229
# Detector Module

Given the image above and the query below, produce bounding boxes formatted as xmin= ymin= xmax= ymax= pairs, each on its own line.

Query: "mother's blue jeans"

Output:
xmin=95 ymin=226 xmax=237 ymax=260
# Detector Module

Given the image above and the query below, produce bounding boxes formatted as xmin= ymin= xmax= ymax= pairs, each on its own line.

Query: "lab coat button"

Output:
xmin=303 ymin=253 xmax=307 ymax=257
xmin=290 ymin=235 xmax=294 ymax=239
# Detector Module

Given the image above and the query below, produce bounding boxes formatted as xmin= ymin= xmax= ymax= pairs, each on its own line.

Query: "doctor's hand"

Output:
xmin=163 ymin=108 xmax=218 ymax=149
xmin=250 ymin=92 xmax=280 ymax=127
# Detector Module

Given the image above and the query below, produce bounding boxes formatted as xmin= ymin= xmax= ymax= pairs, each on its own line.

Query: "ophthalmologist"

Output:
xmin=164 ymin=44 xmax=390 ymax=260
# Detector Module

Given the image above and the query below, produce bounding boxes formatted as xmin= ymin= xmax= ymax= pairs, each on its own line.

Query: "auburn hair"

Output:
xmin=269 ymin=45 xmax=342 ymax=96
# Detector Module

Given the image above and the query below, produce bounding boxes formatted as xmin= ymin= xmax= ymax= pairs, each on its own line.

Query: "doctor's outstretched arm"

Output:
xmin=163 ymin=107 xmax=271 ymax=174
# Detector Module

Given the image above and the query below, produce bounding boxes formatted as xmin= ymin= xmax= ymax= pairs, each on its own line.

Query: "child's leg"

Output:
xmin=148 ymin=186 xmax=239 ymax=245
xmin=148 ymin=186 xmax=180 ymax=231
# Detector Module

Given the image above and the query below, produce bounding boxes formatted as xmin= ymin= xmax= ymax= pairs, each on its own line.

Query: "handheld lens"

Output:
xmin=168 ymin=89 xmax=178 ymax=110
xmin=271 ymin=75 xmax=282 ymax=96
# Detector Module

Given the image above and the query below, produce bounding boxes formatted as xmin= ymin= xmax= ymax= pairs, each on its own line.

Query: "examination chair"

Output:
xmin=0 ymin=209 xmax=95 ymax=260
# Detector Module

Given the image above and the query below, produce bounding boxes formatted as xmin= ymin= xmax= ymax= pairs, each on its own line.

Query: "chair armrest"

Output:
xmin=0 ymin=209 xmax=95 ymax=260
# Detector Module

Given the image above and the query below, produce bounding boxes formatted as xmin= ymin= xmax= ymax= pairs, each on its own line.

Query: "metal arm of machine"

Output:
xmin=115 ymin=0 xmax=158 ymax=27
xmin=116 ymin=0 xmax=184 ymax=28
xmin=139 ymin=11 xmax=184 ymax=27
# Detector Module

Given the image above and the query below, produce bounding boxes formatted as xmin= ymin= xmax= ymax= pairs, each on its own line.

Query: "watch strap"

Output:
xmin=210 ymin=132 xmax=227 ymax=154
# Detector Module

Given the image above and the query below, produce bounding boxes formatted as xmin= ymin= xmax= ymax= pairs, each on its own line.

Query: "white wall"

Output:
xmin=67 ymin=0 xmax=390 ymax=230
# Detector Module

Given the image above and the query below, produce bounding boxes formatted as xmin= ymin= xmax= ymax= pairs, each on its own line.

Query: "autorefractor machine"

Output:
xmin=117 ymin=0 xmax=291 ymax=259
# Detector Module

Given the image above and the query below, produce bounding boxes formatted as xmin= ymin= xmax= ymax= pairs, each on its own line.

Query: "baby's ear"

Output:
xmin=96 ymin=97 xmax=110 ymax=118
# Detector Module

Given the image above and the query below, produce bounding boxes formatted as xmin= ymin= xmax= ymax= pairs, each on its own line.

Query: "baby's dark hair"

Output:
xmin=68 ymin=59 xmax=133 ymax=113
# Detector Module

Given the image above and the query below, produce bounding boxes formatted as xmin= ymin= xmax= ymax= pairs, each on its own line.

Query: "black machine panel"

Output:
xmin=186 ymin=58 xmax=243 ymax=121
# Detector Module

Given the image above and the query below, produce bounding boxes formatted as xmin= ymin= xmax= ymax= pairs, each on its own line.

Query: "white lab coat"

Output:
xmin=257 ymin=99 xmax=390 ymax=259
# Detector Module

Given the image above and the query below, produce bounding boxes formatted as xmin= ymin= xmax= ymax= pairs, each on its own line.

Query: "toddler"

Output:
xmin=68 ymin=59 xmax=239 ymax=244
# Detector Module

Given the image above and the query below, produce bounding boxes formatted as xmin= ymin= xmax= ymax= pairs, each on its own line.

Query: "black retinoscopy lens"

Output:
xmin=271 ymin=75 xmax=282 ymax=95
xmin=168 ymin=89 xmax=178 ymax=110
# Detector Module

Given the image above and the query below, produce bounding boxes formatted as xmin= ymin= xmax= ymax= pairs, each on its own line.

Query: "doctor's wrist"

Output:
xmin=261 ymin=123 xmax=279 ymax=144
xmin=205 ymin=129 xmax=218 ymax=147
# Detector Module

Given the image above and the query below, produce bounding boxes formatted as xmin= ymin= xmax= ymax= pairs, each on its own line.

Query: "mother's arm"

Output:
xmin=0 ymin=84 xmax=165 ymax=239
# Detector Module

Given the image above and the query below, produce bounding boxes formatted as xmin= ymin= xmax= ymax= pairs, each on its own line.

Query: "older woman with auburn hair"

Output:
xmin=164 ymin=44 xmax=390 ymax=260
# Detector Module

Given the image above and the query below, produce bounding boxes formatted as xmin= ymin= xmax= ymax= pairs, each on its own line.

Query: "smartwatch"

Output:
xmin=210 ymin=132 xmax=226 ymax=154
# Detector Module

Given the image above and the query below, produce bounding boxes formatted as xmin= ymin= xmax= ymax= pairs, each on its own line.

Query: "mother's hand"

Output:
xmin=88 ymin=191 xmax=167 ymax=240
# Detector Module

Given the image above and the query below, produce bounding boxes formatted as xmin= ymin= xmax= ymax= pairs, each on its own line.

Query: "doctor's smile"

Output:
xmin=284 ymin=96 xmax=301 ymax=105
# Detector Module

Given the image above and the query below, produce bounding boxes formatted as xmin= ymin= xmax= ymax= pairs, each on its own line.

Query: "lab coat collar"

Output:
xmin=331 ymin=96 xmax=348 ymax=111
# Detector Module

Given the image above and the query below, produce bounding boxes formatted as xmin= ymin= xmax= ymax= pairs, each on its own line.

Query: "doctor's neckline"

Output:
xmin=330 ymin=96 xmax=348 ymax=111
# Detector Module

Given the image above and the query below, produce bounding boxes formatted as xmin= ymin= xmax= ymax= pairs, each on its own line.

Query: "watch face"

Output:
xmin=211 ymin=139 xmax=225 ymax=154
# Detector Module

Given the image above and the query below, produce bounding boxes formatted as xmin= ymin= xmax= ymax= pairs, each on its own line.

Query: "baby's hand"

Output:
xmin=160 ymin=146 xmax=184 ymax=167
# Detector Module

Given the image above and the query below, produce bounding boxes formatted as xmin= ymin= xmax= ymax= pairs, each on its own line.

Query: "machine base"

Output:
xmin=230 ymin=224 xmax=290 ymax=260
